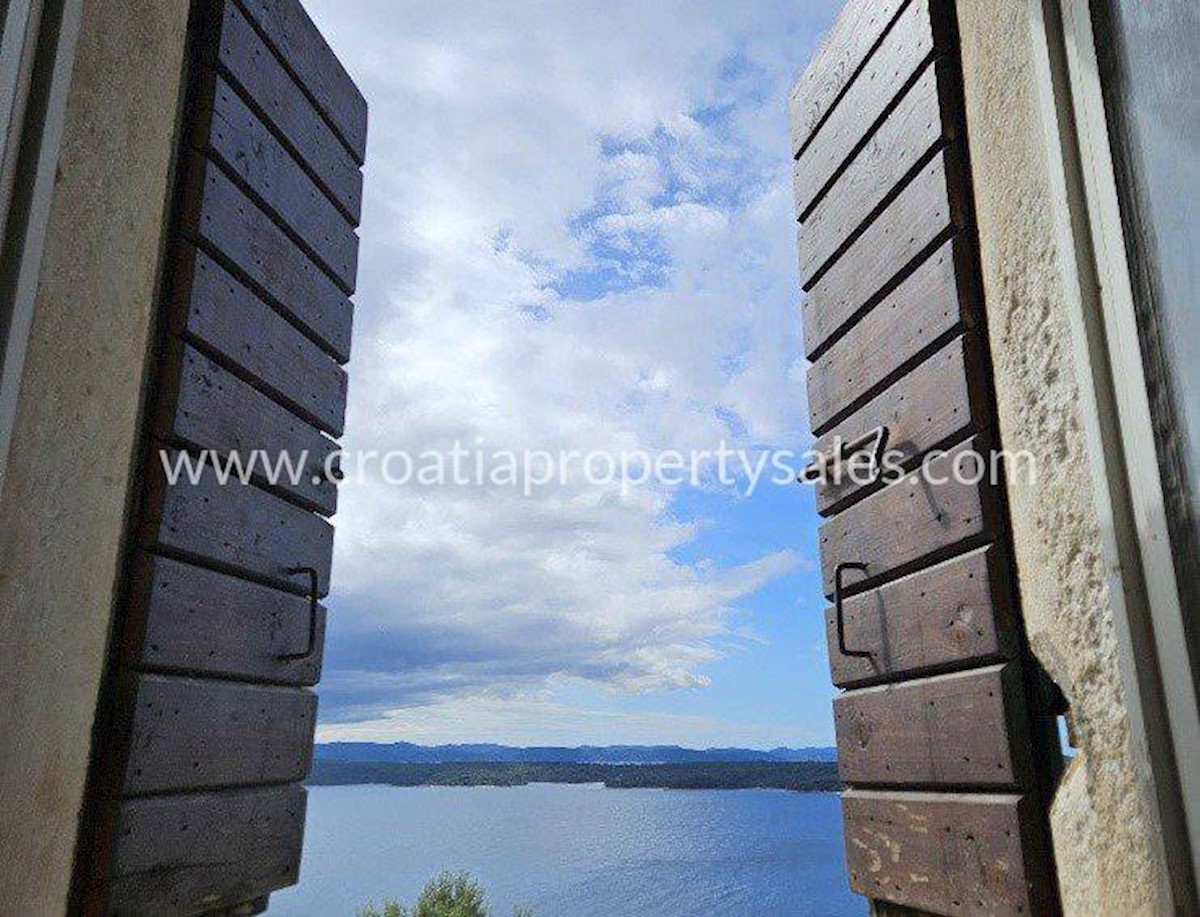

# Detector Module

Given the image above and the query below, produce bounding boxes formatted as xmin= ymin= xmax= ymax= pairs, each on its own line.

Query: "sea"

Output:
xmin=271 ymin=783 xmax=862 ymax=916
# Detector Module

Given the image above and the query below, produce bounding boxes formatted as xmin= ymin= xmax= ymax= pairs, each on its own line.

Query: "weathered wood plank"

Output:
xmin=841 ymin=790 xmax=1054 ymax=916
xmin=141 ymin=451 xmax=334 ymax=596
xmin=180 ymin=155 xmax=354 ymax=363
xmin=172 ymin=245 xmax=348 ymax=437
xmin=110 ymin=785 xmax=306 ymax=915
xmin=818 ymin=437 xmax=1001 ymax=598
xmin=812 ymin=333 xmax=991 ymax=515
xmin=196 ymin=73 xmax=359 ymax=292
xmin=801 ymin=146 xmax=968 ymax=360
xmin=789 ymin=0 xmax=908 ymax=157
xmin=233 ymin=0 xmax=368 ymax=162
xmin=210 ymin=0 xmax=362 ymax=222
xmin=806 ymin=235 xmax=976 ymax=435
xmin=793 ymin=0 xmax=951 ymax=220
xmin=123 ymin=674 xmax=315 ymax=795
xmin=825 ymin=545 xmax=1017 ymax=688
xmin=834 ymin=663 xmax=1031 ymax=787
xmin=799 ymin=57 xmax=957 ymax=286
xmin=130 ymin=553 xmax=325 ymax=686
xmin=158 ymin=343 xmax=338 ymax=516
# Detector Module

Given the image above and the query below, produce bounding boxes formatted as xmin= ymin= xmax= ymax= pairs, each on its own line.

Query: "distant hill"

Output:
xmin=315 ymin=741 xmax=837 ymax=764
xmin=309 ymin=760 xmax=841 ymax=792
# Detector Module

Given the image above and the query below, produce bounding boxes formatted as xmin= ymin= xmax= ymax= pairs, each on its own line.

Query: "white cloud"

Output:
xmin=303 ymin=0 xmax=838 ymax=737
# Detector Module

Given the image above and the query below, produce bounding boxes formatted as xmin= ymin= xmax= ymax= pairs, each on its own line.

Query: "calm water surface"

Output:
xmin=271 ymin=784 xmax=862 ymax=916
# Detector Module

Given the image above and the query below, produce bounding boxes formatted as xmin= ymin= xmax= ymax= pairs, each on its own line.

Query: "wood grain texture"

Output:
xmin=181 ymin=155 xmax=354 ymax=362
xmin=110 ymin=785 xmax=306 ymax=915
xmin=812 ymin=333 xmax=991 ymax=515
xmin=818 ymin=436 xmax=1001 ymax=598
xmin=130 ymin=553 xmax=325 ymax=686
xmin=197 ymin=72 xmax=359 ymax=292
xmin=123 ymin=674 xmax=315 ymax=795
xmin=825 ymin=545 xmax=1016 ymax=688
xmin=789 ymin=0 xmax=909 ymax=157
xmin=141 ymin=451 xmax=334 ymax=596
xmin=233 ymin=0 xmax=368 ymax=162
xmin=210 ymin=0 xmax=362 ymax=222
xmin=158 ymin=343 xmax=338 ymax=515
xmin=798 ymin=56 xmax=957 ymax=287
xmin=173 ymin=245 xmax=348 ymax=436
xmin=806 ymin=235 xmax=976 ymax=435
xmin=802 ymin=146 xmax=968 ymax=361
xmin=841 ymin=790 xmax=1054 ymax=916
xmin=793 ymin=0 xmax=949 ymax=220
xmin=834 ymin=663 xmax=1031 ymax=787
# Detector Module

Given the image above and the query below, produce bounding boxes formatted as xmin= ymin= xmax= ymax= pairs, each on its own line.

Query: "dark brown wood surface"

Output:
xmin=158 ymin=344 xmax=338 ymax=515
xmin=812 ymin=334 xmax=990 ymax=515
xmin=793 ymin=0 xmax=947 ymax=220
xmin=173 ymin=245 xmax=348 ymax=436
xmin=841 ymin=790 xmax=1053 ymax=915
xmin=788 ymin=0 xmax=908 ymax=157
xmin=123 ymin=675 xmax=315 ymax=795
xmin=211 ymin=0 xmax=363 ymax=222
xmin=85 ymin=3 xmax=364 ymax=913
xmin=131 ymin=553 xmax=324 ymax=686
xmin=181 ymin=156 xmax=354 ymax=362
xmin=799 ymin=57 xmax=956 ymax=286
xmin=825 ymin=545 xmax=1016 ymax=688
xmin=197 ymin=73 xmax=359 ymax=291
xmin=802 ymin=147 xmax=967 ymax=360
xmin=109 ymin=786 xmax=306 ymax=915
xmin=141 ymin=452 xmax=334 ymax=596
xmin=834 ymin=663 xmax=1031 ymax=787
xmin=806 ymin=235 xmax=974 ymax=435
xmin=818 ymin=437 xmax=1001 ymax=598
xmin=233 ymin=0 xmax=368 ymax=162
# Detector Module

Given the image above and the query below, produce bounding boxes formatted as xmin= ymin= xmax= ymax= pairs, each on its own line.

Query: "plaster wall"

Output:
xmin=0 ymin=0 xmax=189 ymax=911
xmin=956 ymin=1 xmax=1164 ymax=913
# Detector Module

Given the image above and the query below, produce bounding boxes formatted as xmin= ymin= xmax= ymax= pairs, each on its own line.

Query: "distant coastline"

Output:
xmin=315 ymin=741 xmax=837 ymax=765
xmin=308 ymin=760 xmax=841 ymax=792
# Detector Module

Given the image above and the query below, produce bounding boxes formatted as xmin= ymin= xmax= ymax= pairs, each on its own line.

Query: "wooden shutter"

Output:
xmin=790 ymin=1 xmax=1062 ymax=914
xmin=79 ymin=2 xmax=366 ymax=913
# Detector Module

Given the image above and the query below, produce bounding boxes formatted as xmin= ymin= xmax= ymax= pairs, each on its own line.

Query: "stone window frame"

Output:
xmin=1045 ymin=0 xmax=1200 ymax=905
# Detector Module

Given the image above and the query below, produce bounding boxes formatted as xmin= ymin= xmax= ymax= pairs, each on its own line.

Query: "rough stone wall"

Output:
xmin=955 ymin=1 xmax=1162 ymax=913
xmin=0 ymin=1 xmax=189 ymax=911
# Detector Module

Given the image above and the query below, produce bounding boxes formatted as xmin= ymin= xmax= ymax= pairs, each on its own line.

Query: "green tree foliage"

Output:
xmin=357 ymin=871 xmax=532 ymax=917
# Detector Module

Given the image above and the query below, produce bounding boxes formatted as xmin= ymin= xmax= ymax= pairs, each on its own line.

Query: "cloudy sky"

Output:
xmin=305 ymin=0 xmax=841 ymax=748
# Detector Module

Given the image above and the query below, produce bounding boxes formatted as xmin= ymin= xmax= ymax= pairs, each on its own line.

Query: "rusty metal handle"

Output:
xmin=798 ymin=425 xmax=890 ymax=485
xmin=834 ymin=561 xmax=872 ymax=659
xmin=279 ymin=566 xmax=319 ymax=662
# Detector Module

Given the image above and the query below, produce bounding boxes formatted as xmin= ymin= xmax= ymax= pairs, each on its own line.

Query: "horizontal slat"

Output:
xmin=825 ymin=545 xmax=1017 ymax=688
xmin=841 ymin=790 xmax=1052 ymax=916
xmin=141 ymin=452 xmax=333 ymax=596
xmin=802 ymin=146 xmax=968 ymax=360
xmin=799 ymin=56 xmax=957 ymax=286
xmin=173 ymin=245 xmax=348 ymax=437
xmin=834 ymin=663 xmax=1031 ymax=787
xmin=818 ymin=436 xmax=1001 ymax=598
xmin=789 ymin=0 xmax=909 ymax=157
xmin=812 ymin=333 xmax=991 ymax=515
xmin=210 ymin=0 xmax=362 ymax=222
xmin=197 ymin=73 xmax=359 ymax=292
xmin=806 ymin=234 xmax=975 ymax=435
xmin=130 ymin=553 xmax=324 ymax=686
xmin=234 ymin=0 xmax=368 ymax=162
xmin=158 ymin=343 xmax=338 ymax=515
xmin=181 ymin=155 xmax=353 ymax=362
xmin=110 ymin=785 xmax=306 ymax=915
xmin=123 ymin=674 xmax=315 ymax=795
xmin=793 ymin=0 xmax=950 ymax=220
